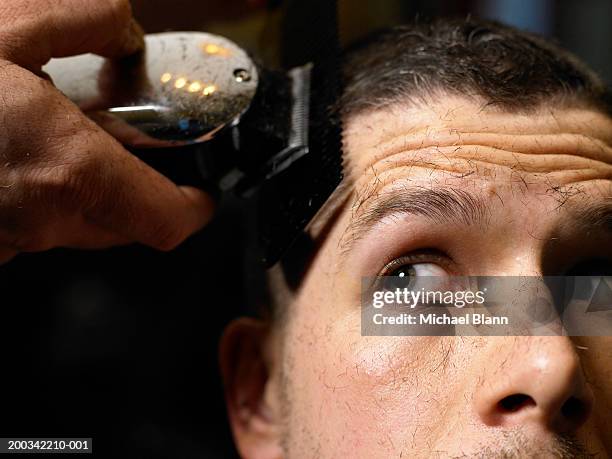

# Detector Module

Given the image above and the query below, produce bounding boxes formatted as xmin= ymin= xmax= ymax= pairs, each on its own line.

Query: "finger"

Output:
xmin=1 ymin=66 xmax=214 ymax=253
xmin=70 ymin=129 xmax=216 ymax=251
xmin=66 ymin=230 xmax=132 ymax=250
xmin=0 ymin=0 xmax=144 ymax=69
xmin=46 ymin=216 xmax=134 ymax=250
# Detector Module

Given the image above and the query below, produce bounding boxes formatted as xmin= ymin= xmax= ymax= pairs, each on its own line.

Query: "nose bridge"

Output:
xmin=482 ymin=246 xmax=543 ymax=277
xmin=481 ymin=274 xmax=564 ymax=335
xmin=474 ymin=337 xmax=593 ymax=433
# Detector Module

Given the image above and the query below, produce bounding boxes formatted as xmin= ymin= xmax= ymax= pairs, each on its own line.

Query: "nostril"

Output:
xmin=498 ymin=393 xmax=536 ymax=413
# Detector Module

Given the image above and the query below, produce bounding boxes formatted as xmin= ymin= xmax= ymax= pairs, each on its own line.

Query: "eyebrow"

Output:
xmin=339 ymin=187 xmax=612 ymax=257
xmin=341 ymin=187 xmax=491 ymax=252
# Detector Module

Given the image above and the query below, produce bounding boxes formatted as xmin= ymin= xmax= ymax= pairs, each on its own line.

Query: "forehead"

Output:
xmin=306 ymin=98 xmax=611 ymax=255
xmin=342 ymin=97 xmax=612 ymax=203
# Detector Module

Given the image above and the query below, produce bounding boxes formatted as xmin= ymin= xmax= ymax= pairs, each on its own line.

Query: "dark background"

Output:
xmin=1 ymin=1 xmax=611 ymax=458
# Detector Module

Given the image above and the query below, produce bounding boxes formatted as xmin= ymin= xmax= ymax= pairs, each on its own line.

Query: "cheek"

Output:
xmin=577 ymin=337 xmax=612 ymax=402
xmin=284 ymin=247 xmax=476 ymax=454
xmin=284 ymin=297 xmax=470 ymax=456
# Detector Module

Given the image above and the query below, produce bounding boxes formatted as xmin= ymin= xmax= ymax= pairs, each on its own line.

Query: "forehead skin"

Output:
xmin=277 ymin=97 xmax=612 ymax=458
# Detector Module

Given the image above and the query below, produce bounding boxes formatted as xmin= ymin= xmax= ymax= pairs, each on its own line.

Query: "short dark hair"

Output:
xmin=339 ymin=17 xmax=612 ymax=117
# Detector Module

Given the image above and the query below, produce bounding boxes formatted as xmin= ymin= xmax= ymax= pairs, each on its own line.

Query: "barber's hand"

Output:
xmin=0 ymin=0 xmax=215 ymax=264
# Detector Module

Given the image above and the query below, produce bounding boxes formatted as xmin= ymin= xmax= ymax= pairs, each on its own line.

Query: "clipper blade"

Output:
xmin=253 ymin=0 xmax=344 ymax=266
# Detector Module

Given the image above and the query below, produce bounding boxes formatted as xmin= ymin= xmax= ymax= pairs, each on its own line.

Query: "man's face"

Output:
xmin=223 ymin=97 xmax=612 ymax=458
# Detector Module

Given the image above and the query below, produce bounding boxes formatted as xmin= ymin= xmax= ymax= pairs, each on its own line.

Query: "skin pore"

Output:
xmin=221 ymin=96 xmax=612 ymax=458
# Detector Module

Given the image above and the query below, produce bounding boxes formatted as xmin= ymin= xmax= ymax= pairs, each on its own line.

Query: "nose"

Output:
xmin=474 ymin=337 xmax=594 ymax=433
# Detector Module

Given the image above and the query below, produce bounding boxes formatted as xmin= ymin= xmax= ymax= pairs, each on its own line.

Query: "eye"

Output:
xmin=387 ymin=263 xmax=447 ymax=278
xmin=377 ymin=251 xmax=453 ymax=291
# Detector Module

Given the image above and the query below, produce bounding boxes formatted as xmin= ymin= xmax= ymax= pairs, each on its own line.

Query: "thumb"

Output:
xmin=0 ymin=0 xmax=144 ymax=69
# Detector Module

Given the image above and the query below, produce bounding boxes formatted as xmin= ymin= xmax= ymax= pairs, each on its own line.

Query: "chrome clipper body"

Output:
xmin=44 ymin=21 xmax=343 ymax=266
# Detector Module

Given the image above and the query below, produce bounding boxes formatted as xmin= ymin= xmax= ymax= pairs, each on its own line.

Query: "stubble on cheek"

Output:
xmin=279 ymin=312 xmax=472 ymax=457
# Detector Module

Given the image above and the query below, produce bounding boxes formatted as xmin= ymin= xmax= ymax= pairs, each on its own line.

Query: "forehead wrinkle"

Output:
xmin=351 ymin=141 xmax=612 ymax=182
xmin=369 ymin=131 xmax=612 ymax=159
xmin=344 ymin=104 xmax=612 ymax=168
xmin=345 ymin=143 xmax=612 ymax=213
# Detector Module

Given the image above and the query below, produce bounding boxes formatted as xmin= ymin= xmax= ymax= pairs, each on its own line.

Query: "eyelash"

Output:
xmin=378 ymin=249 xmax=456 ymax=277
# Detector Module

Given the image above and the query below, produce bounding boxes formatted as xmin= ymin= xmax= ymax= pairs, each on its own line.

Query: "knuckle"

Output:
xmin=0 ymin=69 xmax=78 ymax=161
xmin=62 ymin=154 xmax=110 ymax=210
xmin=25 ymin=147 xmax=108 ymax=214
xmin=103 ymin=0 xmax=132 ymax=28
xmin=0 ymin=1 xmax=38 ymax=37
xmin=1 ymin=65 xmax=54 ymax=116
xmin=7 ymin=150 xmax=111 ymax=251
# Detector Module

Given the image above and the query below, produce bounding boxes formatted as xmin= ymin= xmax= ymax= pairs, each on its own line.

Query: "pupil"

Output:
xmin=392 ymin=266 xmax=415 ymax=278
xmin=383 ymin=265 xmax=416 ymax=290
